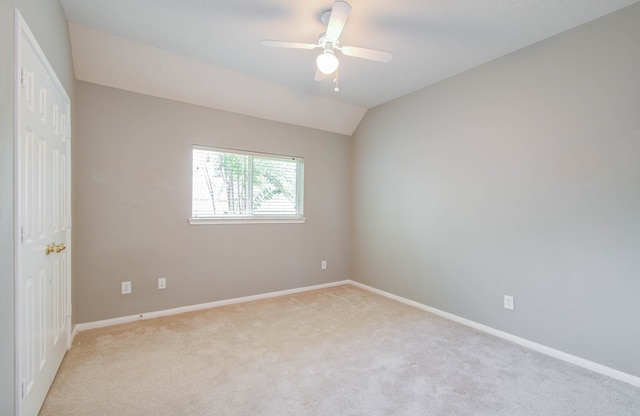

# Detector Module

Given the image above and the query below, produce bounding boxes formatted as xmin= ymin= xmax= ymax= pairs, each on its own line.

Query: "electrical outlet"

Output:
xmin=321 ymin=260 xmax=327 ymax=270
xmin=158 ymin=277 xmax=166 ymax=289
xmin=121 ymin=281 xmax=132 ymax=295
xmin=504 ymin=295 xmax=514 ymax=310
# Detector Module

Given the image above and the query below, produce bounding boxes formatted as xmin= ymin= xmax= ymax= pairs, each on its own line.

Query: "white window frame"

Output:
xmin=189 ymin=145 xmax=306 ymax=225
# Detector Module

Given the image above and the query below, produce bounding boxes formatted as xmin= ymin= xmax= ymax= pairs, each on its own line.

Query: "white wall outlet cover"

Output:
xmin=504 ymin=295 xmax=515 ymax=310
xmin=121 ymin=281 xmax=132 ymax=295
xmin=321 ymin=260 xmax=327 ymax=270
xmin=158 ymin=278 xmax=166 ymax=289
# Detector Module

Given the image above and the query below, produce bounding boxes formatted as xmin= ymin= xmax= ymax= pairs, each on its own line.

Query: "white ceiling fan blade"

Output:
xmin=340 ymin=46 xmax=392 ymax=63
xmin=260 ymin=40 xmax=318 ymax=50
xmin=325 ymin=1 xmax=351 ymax=40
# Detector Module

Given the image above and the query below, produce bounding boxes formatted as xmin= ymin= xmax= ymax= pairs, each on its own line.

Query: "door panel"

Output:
xmin=16 ymin=11 xmax=71 ymax=416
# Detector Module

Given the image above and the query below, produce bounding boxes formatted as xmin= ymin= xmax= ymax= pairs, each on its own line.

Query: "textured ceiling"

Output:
xmin=61 ymin=0 xmax=639 ymax=134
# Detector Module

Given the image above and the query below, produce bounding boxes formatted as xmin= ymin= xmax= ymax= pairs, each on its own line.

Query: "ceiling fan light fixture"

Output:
xmin=316 ymin=50 xmax=339 ymax=75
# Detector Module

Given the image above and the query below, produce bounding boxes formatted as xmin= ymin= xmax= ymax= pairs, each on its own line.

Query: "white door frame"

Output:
xmin=14 ymin=9 xmax=72 ymax=416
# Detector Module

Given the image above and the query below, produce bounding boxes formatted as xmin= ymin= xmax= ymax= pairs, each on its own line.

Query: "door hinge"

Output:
xmin=21 ymin=379 xmax=26 ymax=399
xmin=20 ymin=67 xmax=26 ymax=87
xmin=21 ymin=227 xmax=24 ymax=244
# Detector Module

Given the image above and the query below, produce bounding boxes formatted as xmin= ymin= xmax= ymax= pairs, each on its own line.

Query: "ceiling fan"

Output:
xmin=261 ymin=1 xmax=392 ymax=87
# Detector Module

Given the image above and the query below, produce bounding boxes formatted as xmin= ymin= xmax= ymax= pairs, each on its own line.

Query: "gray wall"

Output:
xmin=0 ymin=0 xmax=74 ymax=414
xmin=351 ymin=3 xmax=640 ymax=377
xmin=74 ymin=81 xmax=351 ymax=323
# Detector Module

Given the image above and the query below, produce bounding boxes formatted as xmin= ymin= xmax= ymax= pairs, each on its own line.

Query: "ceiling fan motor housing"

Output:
xmin=319 ymin=35 xmax=339 ymax=51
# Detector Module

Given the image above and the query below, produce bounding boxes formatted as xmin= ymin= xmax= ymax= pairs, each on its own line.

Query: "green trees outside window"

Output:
xmin=192 ymin=147 xmax=303 ymax=218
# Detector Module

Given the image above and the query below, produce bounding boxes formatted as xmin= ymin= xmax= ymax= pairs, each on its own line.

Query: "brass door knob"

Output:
xmin=45 ymin=242 xmax=66 ymax=255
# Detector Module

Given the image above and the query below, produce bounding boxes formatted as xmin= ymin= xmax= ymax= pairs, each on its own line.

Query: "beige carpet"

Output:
xmin=40 ymin=285 xmax=640 ymax=415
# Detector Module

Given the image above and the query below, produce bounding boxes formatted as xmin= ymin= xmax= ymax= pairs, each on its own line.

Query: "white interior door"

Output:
xmin=15 ymin=11 xmax=72 ymax=416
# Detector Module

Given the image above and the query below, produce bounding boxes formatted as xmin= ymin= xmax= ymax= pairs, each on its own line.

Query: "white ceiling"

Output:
xmin=61 ymin=0 xmax=639 ymax=135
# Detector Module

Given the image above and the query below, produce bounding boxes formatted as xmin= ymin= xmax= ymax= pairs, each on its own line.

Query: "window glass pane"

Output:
xmin=193 ymin=149 xmax=250 ymax=216
xmin=218 ymin=152 xmax=250 ymax=215
xmin=192 ymin=146 xmax=303 ymax=219
xmin=252 ymin=157 xmax=298 ymax=214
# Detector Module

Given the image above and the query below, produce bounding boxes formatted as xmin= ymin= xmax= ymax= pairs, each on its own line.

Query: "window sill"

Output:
xmin=188 ymin=217 xmax=307 ymax=225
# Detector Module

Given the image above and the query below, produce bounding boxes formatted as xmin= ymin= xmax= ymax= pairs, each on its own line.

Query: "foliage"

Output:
xmin=194 ymin=150 xmax=298 ymax=216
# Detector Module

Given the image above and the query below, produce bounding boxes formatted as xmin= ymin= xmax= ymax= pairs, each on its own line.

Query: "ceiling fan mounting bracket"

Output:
xmin=319 ymin=9 xmax=332 ymax=26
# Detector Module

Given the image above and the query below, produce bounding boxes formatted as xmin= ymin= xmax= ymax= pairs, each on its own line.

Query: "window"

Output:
xmin=190 ymin=146 xmax=305 ymax=224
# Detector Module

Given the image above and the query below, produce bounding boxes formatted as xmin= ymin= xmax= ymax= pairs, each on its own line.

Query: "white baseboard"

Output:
xmin=73 ymin=280 xmax=350 ymax=333
xmin=72 ymin=278 xmax=640 ymax=388
xmin=348 ymin=280 xmax=640 ymax=388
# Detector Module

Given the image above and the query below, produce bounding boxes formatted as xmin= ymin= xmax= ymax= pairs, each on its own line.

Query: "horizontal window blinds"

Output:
xmin=192 ymin=146 xmax=304 ymax=219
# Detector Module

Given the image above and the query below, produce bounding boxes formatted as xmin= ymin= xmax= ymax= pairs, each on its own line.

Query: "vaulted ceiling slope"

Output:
xmin=61 ymin=0 xmax=639 ymax=135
